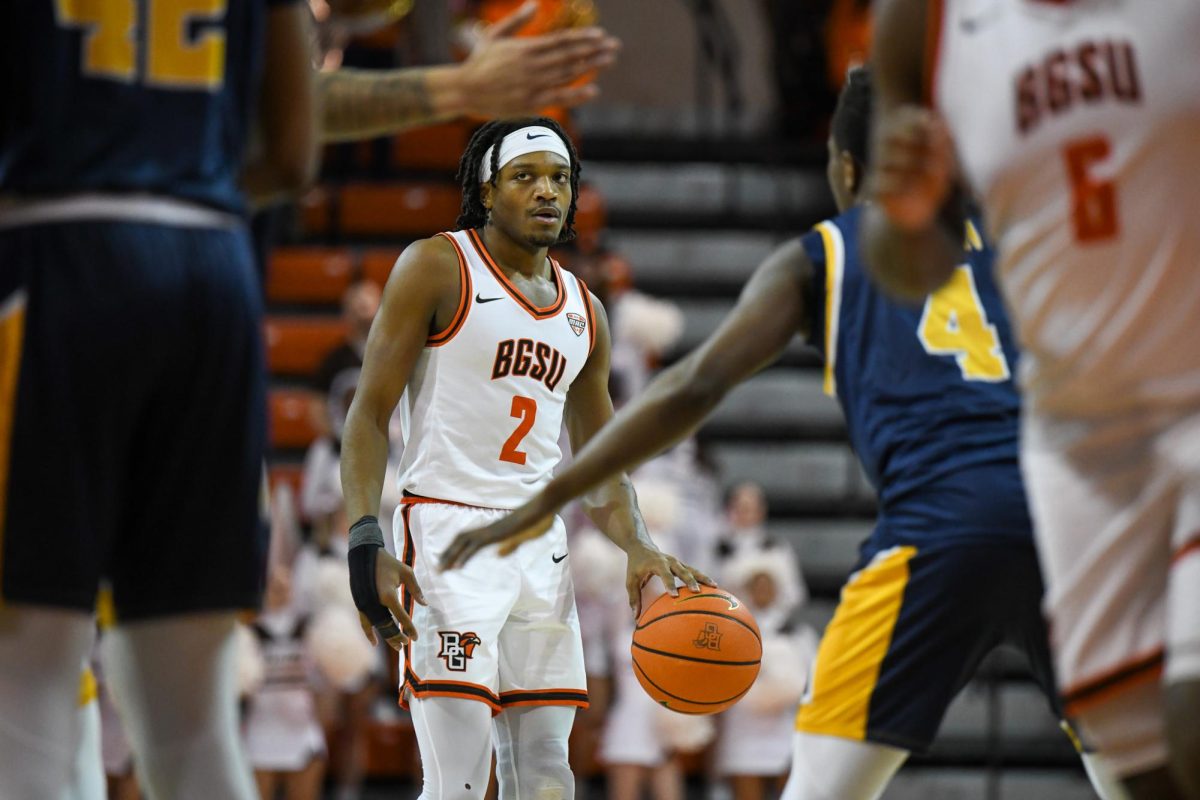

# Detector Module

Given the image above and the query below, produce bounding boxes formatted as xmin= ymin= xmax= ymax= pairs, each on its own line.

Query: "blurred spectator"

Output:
xmin=244 ymin=566 xmax=328 ymax=800
xmin=714 ymin=552 xmax=818 ymax=800
xmin=576 ymin=476 xmax=714 ymax=800
xmin=309 ymin=280 xmax=381 ymax=433
xmin=714 ymin=483 xmax=802 ymax=607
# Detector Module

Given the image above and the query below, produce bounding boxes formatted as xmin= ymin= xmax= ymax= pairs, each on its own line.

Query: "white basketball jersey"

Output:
xmin=395 ymin=229 xmax=596 ymax=508
xmin=934 ymin=0 xmax=1200 ymax=417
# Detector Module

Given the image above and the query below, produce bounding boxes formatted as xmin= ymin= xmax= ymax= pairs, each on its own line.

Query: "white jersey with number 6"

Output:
xmin=933 ymin=0 xmax=1200 ymax=418
xmin=395 ymin=228 xmax=596 ymax=509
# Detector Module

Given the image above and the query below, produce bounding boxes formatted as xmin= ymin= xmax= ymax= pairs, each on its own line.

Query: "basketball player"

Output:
xmin=439 ymin=69 xmax=1126 ymax=800
xmin=339 ymin=117 xmax=709 ymax=799
xmin=0 ymin=2 xmax=317 ymax=798
xmin=861 ymin=2 xmax=1200 ymax=798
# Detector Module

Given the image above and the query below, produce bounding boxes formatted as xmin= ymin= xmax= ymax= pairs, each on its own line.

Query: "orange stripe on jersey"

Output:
xmin=427 ymin=232 xmax=472 ymax=347
xmin=1061 ymin=648 xmax=1165 ymax=717
xmin=466 ymin=228 xmax=566 ymax=320
xmin=923 ymin=0 xmax=946 ymax=109
xmin=500 ymin=688 xmax=589 ymax=710
xmin=403 ymin=669 xmax=503 ymax=714
xmin=0 ymin=291 xmax=26 ymax=604
xmin=574 ymin=274 xmax=597 ymax=355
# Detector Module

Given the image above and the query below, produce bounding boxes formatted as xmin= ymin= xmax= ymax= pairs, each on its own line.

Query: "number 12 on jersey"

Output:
xmin=499 ymin=396 xmax=537 ymax=465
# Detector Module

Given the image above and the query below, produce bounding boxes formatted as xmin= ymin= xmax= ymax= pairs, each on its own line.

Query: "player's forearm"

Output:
xmin=581 ymin=475 xmax=655 ymax=554
xmin=339 ymin=408 xmax=391 ymax=523
xmin=861 ymin=203 xmax=961 ymax=301
xmin=544 ymin=356 xmax=729 ymax=517
xmin=318 ymin=65 xmax=467 ymax=143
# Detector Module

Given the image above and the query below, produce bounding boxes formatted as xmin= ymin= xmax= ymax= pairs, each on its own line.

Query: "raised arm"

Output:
xmin=319 ymin=4 xmax=619 ymax=142
xmin=861 ymin=0 xmax=962 ymax=300
xmin=243 ymin=2 xmax=320 ymax=205
xmin=339 ymin=237 xmax=460 ymax=649
xmin=440 ymin=239 xmax=814 ymax=570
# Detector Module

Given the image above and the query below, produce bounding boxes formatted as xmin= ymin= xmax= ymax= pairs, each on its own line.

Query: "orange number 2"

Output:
xmin=1063 ymin=136 xmax=1118 ymax=243
xmin=499 ymin=396 xmax=537 ymax=465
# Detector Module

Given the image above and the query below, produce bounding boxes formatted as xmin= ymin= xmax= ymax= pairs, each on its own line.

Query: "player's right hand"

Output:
xmin=457 ymin=1 xmax=621 ymax=117
xmin=359 ymin=549 xmax=427 ymax=652
xmin=871 ymin=106 xmax=956 ymax=232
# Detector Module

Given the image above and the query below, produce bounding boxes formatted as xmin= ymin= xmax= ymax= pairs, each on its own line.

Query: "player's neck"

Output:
xmin=479 ymin=225 xmax=550 ymax=279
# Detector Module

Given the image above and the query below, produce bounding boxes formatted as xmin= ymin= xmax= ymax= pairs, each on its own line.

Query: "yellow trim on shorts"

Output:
xmin=815 ymin=221 xmax=845 ymax=397
xmin=96 ymin=587 xmax=117 ymax=629
xmin=0 ymin=291 xmax=27 ymax=604
xmin=796 ymin=545 xmax=917 ymax=740
xmin=79 ymin=667 xmax=98 ymax=707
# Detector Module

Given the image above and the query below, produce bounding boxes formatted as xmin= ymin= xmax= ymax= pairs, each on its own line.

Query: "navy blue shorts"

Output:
xmin=0 ymin=219 xmax=268 ymax=621
xmin=796 ymin=538 xmax=1059 ymax=752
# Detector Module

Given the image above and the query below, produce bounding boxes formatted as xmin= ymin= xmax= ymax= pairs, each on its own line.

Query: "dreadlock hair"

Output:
xmin=831 ymin=66 xmax=873 ymax=171
xmin=454 ymin=116 xmax=582 ymax=243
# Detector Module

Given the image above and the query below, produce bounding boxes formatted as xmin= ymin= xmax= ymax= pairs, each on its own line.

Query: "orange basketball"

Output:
xmin=630 ymin=587 xmax=762 ymax=714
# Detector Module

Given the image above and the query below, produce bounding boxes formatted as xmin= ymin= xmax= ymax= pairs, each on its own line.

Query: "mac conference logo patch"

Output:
xmin=567 ymin=312 xmax=586 ymax=337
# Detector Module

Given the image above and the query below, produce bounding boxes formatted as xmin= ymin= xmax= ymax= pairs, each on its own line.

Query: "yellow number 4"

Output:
xmin=917 ymin=265 xmax=1011 ymax=382
xmin=55 ymin=0 xmax=226 ymax=90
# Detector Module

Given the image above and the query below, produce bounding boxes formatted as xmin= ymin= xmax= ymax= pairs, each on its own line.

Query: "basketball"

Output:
xmin=630 ymin=587 xmax=762 ymax=714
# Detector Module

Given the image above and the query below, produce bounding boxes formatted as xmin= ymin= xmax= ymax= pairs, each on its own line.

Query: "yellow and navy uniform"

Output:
xmin=794 ymin=205 xmax=1058 ymax=751
xmin=0 ymin=0 xmax=296 ymax=619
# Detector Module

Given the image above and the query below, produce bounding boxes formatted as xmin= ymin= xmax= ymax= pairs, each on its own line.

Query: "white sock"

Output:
xmin=780 ymin=731 xmax=908 ymax=800
xmin=0 ymin=606 xmax=95 ymax=799
xmin=101 ymin=612 xmax=257 ymax=800
xmin=492 ymin=705 xmax=576 ymax=800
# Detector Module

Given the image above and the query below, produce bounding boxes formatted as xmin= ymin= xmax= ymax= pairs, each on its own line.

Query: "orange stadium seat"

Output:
xmin=266 ymin=247 xmax=354 ymax=305
xmin=391 ymin=122 xmax=473 ymax=172
xmin=298 ymin=186 xmax=335 ymax=236
xmin=339 ymin=182 xmax=462 ymax=237
xmin=361 ymin=247 xmax=402 ymax=288
xmin=268 ymin=388 xmax=320 ymax=450
xmin=263 ymin=316 xmax=349 ymax=377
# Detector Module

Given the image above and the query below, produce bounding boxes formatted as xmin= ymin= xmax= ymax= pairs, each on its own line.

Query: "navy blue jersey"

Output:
xmin=0 ymin=0 xmax=289 ymax=215
xmin=803 ymin=205 xmax=1031 ymax=546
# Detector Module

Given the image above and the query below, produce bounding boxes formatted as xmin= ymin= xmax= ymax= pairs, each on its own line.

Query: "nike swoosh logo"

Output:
xmin=476 ymin=294 xmax=503 ymax=304
xmin=526 ymin=133 xmax=549 ymax=140
xmin=551 ymin=552 xmax=568 ymax=563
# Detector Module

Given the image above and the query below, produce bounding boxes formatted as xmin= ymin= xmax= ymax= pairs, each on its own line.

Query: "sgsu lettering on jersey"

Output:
xmin=1015 ymin=40 xmax=1141 ymax=136
xmin=492 ymin=338 xmax=568 ymax=390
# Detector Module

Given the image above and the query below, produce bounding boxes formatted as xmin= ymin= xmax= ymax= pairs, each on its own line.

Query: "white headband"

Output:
xmin=480 ymin=126 xmax=571 ymax=182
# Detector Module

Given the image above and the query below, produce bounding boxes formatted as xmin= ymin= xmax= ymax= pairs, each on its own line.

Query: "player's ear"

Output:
xmin=480 ymin=181 xmax=494 ymax=211
xmin=841 ymin=151 xmax=860 ymax=197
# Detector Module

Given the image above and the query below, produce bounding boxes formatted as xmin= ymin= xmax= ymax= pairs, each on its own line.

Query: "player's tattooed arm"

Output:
xmin=861 ymin=0 xmax=963 ymax=300
xmin=318 ymin=4 xmax=619 ymax=142
xmin=439 ymin=243 xmax=811 ymax=586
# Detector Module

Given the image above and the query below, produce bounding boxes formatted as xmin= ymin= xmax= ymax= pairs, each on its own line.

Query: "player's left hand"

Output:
xmin=439 ymin=501 xmax=557 ymax=571
xmin=623 ymin=542 xmax=715 ymax=618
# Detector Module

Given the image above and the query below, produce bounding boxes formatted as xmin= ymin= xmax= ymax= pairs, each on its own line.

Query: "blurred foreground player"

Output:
xmin=0 ymin=1 xmax=318 ymax=798
xmin=440 ymin=68 xmax=1126 ymax=800
xmin=864 ymin=1 xmax=1200 ymax=796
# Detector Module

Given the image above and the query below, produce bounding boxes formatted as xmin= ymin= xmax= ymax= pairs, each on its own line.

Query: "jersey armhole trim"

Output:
xmin=816 ymin=222 xmax=845 ymax=397
xmin=575 ymin=274 xmax=597 ymax=356
xmin=922 ymin=0 xmax=946 ymax=109
xmin=427 ymin=232 xmax=472 ymax=347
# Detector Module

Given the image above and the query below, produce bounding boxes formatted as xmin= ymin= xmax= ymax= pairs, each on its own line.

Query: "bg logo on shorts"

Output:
xmin=693 ymin=622 xmax=723 ymax=651
xmin=438 ymin=631 xmax=482 ymax=671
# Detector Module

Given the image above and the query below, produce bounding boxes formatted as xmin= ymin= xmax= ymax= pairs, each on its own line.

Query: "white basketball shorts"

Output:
xmin=392 ymin=497 xmax=588 ymax=715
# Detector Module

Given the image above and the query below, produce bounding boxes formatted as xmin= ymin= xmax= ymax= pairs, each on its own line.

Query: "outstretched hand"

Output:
xmin=871 ymin=106 xmax=956 ymax=232
xmin=439 ymin=503 xmax=556 ymax=571
xmin=457 ymin=1 xmax=621 ymax=117
xmin=623 ymin=542 xmax=715 ymax=617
